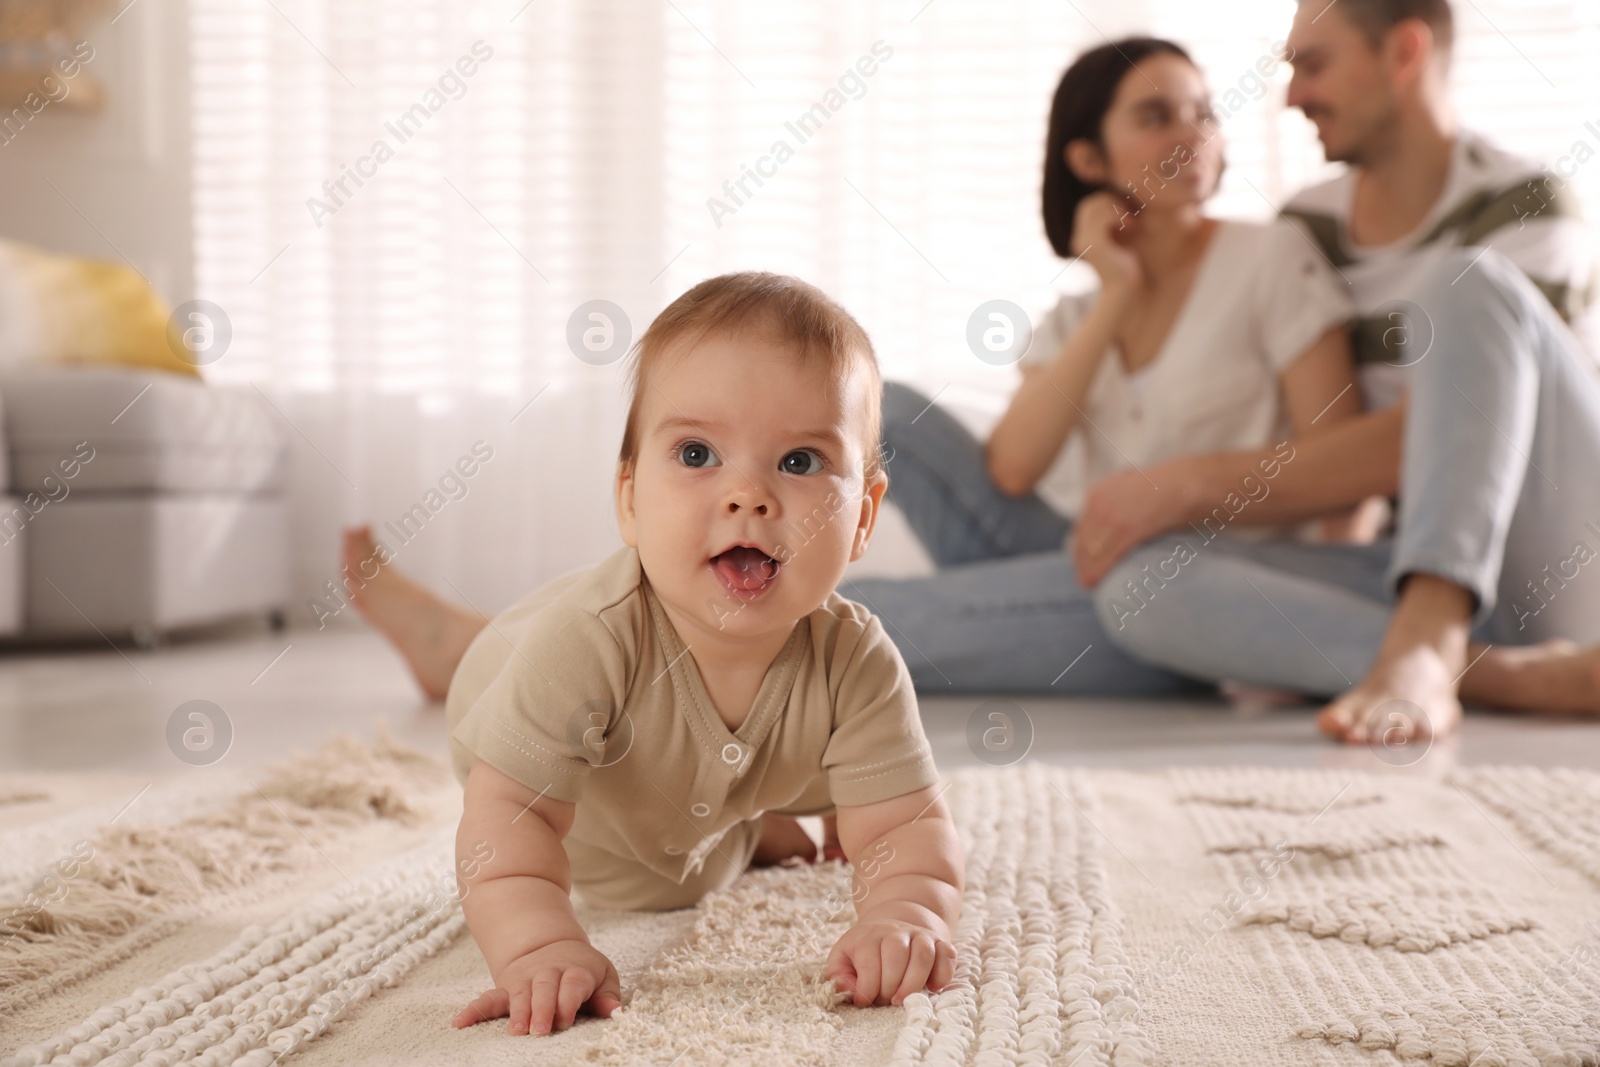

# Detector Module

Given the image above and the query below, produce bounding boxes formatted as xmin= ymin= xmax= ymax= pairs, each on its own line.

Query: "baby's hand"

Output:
xmin=452 ymin=939 xmax=622 ymax=1035
xmin=826 ymin=919 xmax=955 ymax=1007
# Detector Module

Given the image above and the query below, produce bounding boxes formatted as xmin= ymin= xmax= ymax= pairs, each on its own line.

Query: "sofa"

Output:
xmin=0 ymin=395 xmax=20 ymax=637
xmin=0 ymin=367 xmax=290 ymax=645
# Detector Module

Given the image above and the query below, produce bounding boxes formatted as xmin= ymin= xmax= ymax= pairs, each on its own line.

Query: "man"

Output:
xmin=1073 ymin=0 xmax=1600 ymax=743
xmin=1280 ymin=0 xmax=1597 ymax=388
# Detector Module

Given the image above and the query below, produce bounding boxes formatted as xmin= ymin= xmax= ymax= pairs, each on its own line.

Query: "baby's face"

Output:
xmin=616 ymin=328 xmax=887 ymax=645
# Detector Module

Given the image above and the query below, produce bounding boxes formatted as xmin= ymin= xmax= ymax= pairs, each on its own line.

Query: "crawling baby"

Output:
xmin=445 ymin=271 xmax=964 ymax=1036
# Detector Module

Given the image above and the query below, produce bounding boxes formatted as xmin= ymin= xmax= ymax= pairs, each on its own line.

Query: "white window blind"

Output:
xmin=192 ymin=0 xmax=1600 ymax=396
xmin=188 ymin=0 xmax=1600 ymax=612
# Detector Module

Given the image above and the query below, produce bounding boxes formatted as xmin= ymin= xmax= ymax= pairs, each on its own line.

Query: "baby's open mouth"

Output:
xmin=710 ymin=545 xmax=780 ymax=595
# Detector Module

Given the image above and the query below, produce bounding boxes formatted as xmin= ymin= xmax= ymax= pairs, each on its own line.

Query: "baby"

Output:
xmin=444 ymin=272 xmax=964 ymax=1037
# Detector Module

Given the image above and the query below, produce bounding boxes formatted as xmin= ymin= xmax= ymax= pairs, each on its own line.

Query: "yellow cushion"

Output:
xmin=0 ymin=240 xmax=202 ymax=377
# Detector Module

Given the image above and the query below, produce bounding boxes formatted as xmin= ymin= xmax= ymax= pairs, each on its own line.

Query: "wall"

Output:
xmin=0 ymin=0 xmax=193 ymax=303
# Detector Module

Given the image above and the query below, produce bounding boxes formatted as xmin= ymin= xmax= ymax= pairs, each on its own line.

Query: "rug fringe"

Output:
xmin=0 ymin=728 xmax=450 ymax=998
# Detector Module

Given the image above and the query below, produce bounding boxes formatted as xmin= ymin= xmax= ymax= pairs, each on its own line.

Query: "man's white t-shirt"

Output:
xmin=1280 ymin=128 xmax=1599 ymax=412
xmin=1017 ymin=217 xmax=1354 ymax=522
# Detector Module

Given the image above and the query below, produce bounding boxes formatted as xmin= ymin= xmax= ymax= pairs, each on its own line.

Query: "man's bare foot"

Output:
xmin=1317 ymin=575 xmax=1472 ymax=748
xmin=750 ymin=814 xmax=819 ymax=867
xmin=1461 ymin=640 xmax=1600 ymax=715
xmin=340 ymin=526 xmax=487 ymax=702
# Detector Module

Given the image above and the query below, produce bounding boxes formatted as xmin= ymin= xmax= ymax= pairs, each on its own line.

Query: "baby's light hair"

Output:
xmin=617 ymin=271 xmax=884 ymax=483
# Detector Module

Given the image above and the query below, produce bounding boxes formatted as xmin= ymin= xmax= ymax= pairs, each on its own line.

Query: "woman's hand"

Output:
xmin=1071 ymin=192 xmax=1143 ymax=296
xmin=1072 ymin=462 xmax=1192 ymax=587
xmin=452 ymin=939 xmax=622 ymax=1036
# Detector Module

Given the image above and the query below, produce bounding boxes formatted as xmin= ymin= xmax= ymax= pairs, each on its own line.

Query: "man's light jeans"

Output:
xmin=1094 ymin=248 xmax=1600 ymax=696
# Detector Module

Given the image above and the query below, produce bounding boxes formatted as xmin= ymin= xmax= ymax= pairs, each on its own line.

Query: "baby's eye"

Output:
xmin=674 ymin=441 xmax=720 ymax=468
xmin=780 ymin=449 xmax=825 ymax=475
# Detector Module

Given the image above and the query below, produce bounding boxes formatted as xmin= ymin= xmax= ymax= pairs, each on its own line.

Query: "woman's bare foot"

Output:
xmin=1461 ymin=640 xmax=1600 ymax=715
xmin=1317 ymin=575 xmax=1472 ymax=746
xmin=340 ymin=526 xmax=487 ymax=702
xmin=750 ymin=814 xmax=819 ymax=867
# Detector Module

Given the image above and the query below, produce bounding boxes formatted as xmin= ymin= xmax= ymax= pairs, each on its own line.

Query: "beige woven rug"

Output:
xmin=3 ymin=734 xmax=1598 ymax=1066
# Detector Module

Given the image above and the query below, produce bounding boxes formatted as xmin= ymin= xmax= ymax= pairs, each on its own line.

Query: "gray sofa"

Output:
xmin=0 ymin=367 xmax=290 ymax=645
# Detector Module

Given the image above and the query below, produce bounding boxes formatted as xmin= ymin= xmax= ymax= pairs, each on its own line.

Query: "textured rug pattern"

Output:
xmin=4 ymin=830 xmax=463 ymax=1067
xmin=1168 ymin=767 xmax=1600 ymax=1066
xmin=4 ymin=745 xmax=1599 ymax=1066
xmin=887 ymin=765 xmax=1153 ymax=1067
xmin=0 ymin=733 xmax=453 ymax=1020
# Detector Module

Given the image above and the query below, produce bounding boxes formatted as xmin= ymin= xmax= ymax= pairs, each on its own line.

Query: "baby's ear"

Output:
xmin=614 ymin=461 xmax=639 ymax=546
xmin=849 ymin=471 xmax=889 ymax=561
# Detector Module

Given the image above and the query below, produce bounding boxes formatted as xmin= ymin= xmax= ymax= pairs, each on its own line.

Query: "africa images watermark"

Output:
xmin=1 ymin=840 xmax=97 ymax=948
xmin=702 ymin=442 xmax=892 ymax=632
xmin=1136 ymin=838 xmax=1297 ymax=997
xmin=0 ymin=40 xmax=95 ymax=147
xmin=0 ymin=441 xmax=96 ymax=548
xmin=1102 ymin=440 xmax=1298 ymax=629
xmin=706 ymin=40 xmax=894 ymax=228
xmin=1525 ymin=915 xmax=1600 ymax=1003
xmin=306 ymin=40 xmax=494 ymax=228
xmin=308 ymin=440 xmax=495 ymax=628
xmin=1510 ymin=518 xmax=1600 ymax=631
xmin=1105 ymin=39 xmax=1296 ymax=225
xmin=1507 ymin=115 xmax=1600 ymax=229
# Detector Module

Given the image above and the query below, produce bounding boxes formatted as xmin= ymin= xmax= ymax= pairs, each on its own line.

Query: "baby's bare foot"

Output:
xmin=821 ymin=813 xmax=845 ymax=863
xmin=1317 ymin=643 xmax=1462 ymax=748
xmin=750 ymin=814 xmax=819 ymax=867
xmin=340 ymin=525 xmax=486 ymax=702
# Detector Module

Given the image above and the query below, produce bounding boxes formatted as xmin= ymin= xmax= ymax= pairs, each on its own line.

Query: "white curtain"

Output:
xmin=190 ymin=0 xmax=1600 ymax=622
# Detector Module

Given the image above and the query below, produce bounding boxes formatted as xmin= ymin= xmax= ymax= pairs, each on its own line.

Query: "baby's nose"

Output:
xmin=723 ymin=475 xmax=777 ymax=516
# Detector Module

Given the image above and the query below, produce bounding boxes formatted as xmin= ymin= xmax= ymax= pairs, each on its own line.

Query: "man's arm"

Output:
xmin=1179 ymin=402 xmax=1403 ymax=527
xmin=1280 ymin=324 xmax=1364 ymax=438
xmin=1072 ymin=404 xmax=1404 ymax=587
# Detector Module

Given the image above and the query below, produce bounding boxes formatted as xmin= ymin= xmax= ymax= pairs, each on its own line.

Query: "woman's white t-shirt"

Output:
xmin=1017 ymin=217 xmax=1354 ymax=524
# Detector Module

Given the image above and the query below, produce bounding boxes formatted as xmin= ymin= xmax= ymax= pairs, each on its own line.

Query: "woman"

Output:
xmin=343 ymin=37 xmax=1366 ymax=698
xmin=832 ymin=37 xmax=1370 ymax=693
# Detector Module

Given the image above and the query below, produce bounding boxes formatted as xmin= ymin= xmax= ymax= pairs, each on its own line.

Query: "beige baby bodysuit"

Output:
xmin=446 ymin=543 xmax=940 ymax=910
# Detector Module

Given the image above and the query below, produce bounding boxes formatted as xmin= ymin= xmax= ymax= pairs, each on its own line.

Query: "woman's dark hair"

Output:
xmin=1042 ymin=37 xmax=1194 ymax=258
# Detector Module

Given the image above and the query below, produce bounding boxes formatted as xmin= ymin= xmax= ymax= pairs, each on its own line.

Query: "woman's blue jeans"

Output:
xmin=845 ymin=383 xmax=1209 ymax=696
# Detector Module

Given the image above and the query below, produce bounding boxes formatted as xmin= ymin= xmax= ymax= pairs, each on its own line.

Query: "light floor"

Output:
xmin=2 ymin=623 xmax=1596 ymax=777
